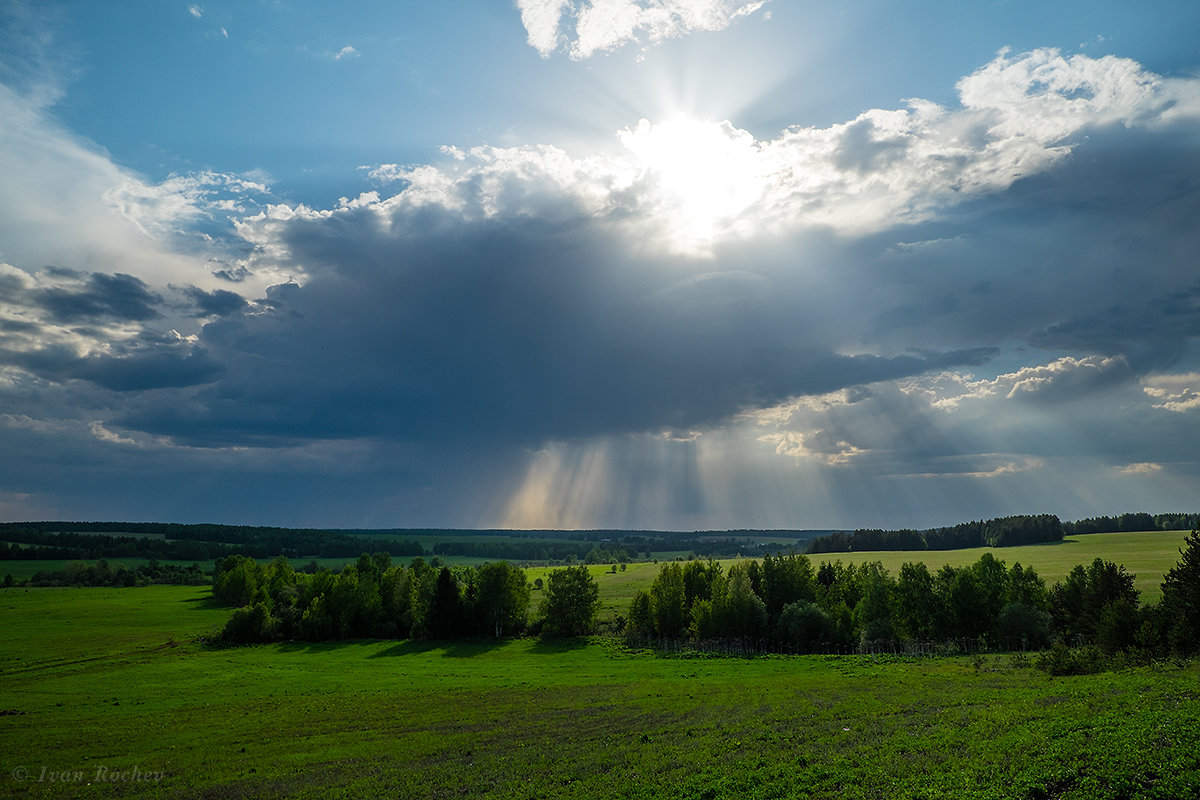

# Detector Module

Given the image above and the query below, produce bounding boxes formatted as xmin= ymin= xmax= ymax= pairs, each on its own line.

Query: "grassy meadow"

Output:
xmin=3 ymin=584 xmax=1200 ymax=799
xmin=522 ymin=529 xmax=1194 ymax=619
xmin=795 ymin=530 xmax=1194 ymax=604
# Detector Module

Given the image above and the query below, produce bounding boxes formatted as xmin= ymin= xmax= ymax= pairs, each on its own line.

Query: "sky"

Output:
xmin=1 ymin=1 xmax=1198 ymax=531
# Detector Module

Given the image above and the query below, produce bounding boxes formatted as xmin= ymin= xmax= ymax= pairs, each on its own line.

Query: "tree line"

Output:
xmin=627 ymin=531 xmax=1200 ymax=665
xmin=430 ymin=540 xmax=634 ymax=563
xmin=806 ymin=513 xmax=1200 ymax=555
xmin=0 ymin=522 xmax=426 ymax=561
xmin=7 ymin=559 xmax=208 ymax=588
xmin=213 ymin=555 xmax=600 ymax=644
xmin=806 ymin=514 xmax=1066 ymax=554
xmin=207 ymin=530 xmax=1200 ymax=671
xmin=5 ymin=514 xmax=1197 ymax=565
xmin=0 ymin=522 xmax=777 ymax=564
xmin=1062 ymin=512 xmax=1200 ymax=535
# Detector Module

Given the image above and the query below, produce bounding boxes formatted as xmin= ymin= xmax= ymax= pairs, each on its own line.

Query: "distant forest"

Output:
xmin=805 ymin=512 xmax=1200 ymax=554
xmin=0 ymin=521 xmax=817 ymax=564
xmin=1 ymin=513 xmax=1197 ymax=567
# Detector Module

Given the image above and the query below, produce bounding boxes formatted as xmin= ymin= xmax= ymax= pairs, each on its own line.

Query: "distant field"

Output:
xmin=799 ymin=530 xmax=1192 ymax=603
xmin=2 ymin=585 xmax=1198 ymax=799
xmin=526 ymin=562 xmax=664 ymax=620
xmin=527 ymin=530 xmax=1192 ymax=618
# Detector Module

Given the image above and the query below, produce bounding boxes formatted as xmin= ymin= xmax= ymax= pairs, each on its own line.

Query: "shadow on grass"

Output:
xmin=265 ymin=636 xmax=587 ymax=658
xmin=182 ymin=593 xmax=226 ymax=611
xmin=270 ymin=639 xmax=400 ymax=655
xmin=368 ymin=638 xmax=510 ymax=659
xmin=530 ymin=636 xmax=590 ymax=654
xmin=361 ymin=636 xmax=593 ymax=658
xmin=215 ymin=637 xmax=514 ymax=657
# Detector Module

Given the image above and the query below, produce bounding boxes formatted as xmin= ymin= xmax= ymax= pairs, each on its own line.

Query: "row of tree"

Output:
xmin=0 ymin=525 xmax=424 ymax=561
xmin=805 ymin=514 xmax=1066 ymax=554
xmin=215 ymin=555 xmax=600 ymax=644
xmin=628 ymin=532 xmax=1200 ymax=658
xmin=211 ymin=530 xmax=1200 ymax=660
xmin=5 ymin=514 xmax=1197 ymax=565
xmin=19 ymin=559 xmax=208 ymax=587
xmin=1062 ymin=513 xmax=1200 ymax=535
xmin=430 ymin=540 xmax=634 ymax=564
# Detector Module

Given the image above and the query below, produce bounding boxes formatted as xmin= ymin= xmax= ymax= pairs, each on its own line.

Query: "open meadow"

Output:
xmin=3 ymin=582 xmax=1200 ymax=799
xmin=524 ymin=530 xmax=1194 ymax=620
xmin=791 ymin=530 xmax=1194 ymax=604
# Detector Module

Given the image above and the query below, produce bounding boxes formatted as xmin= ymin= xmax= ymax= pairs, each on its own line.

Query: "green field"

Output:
xmin=2 ymin=584 xmax=1200 ymax=799
xmin=797 ymin=530 xmax=1194 ymax=604
xmin=523 ymin=530 xmax=1193 ymax=619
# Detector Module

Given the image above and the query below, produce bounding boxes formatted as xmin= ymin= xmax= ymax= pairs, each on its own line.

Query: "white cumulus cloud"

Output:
xmin=516 ymin=0 xmax=768 ymax=59
xmin=1142 ymin=373 xmax=1200 ymax=412
xmin=352 ymin=49 xmax=1200 ymax=254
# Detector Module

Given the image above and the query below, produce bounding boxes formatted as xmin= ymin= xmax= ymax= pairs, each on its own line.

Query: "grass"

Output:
xmin=798 ymin=530 xmax=1192 ymax=603
xmin=526 ymin=562 xmax=664 ymax=619
xmin=2 ymin=585 xmax=1200 ymax=799
xmin=522 ymin=530 xmax=1193 ymax=619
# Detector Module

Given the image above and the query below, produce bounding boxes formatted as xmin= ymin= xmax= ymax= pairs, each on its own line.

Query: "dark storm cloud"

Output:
xmin=33 ymin=272 xmax=162 ymax=323
xmin=101 ymin=110 xmax=1200 ymax=457
xmin=853 ymin=120 xmax=1200 ymax=375
xmin=5 ymin=344 xmax=221 ymax=391
xmin=1031 ymin=284 xmax=1200 ymax=372
xmin=179 ymin=285 xmax=249 ymax=317
xmin=104 ymin=206 xmax=999 ymax=449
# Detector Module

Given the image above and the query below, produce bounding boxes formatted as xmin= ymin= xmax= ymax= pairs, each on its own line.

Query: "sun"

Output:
xmin=618 ymin=116 xmax=768 ymax=254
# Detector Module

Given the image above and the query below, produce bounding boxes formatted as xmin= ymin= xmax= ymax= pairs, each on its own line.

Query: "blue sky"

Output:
xmin=0 ymin=0 xmax=1198 ymax=529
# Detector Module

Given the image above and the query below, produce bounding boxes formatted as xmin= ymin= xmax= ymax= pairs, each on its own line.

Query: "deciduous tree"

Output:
xmin=539 ymin=565 xmax=600 ymax=637
xmin=476 ymin=561 xmax=530 ymax=637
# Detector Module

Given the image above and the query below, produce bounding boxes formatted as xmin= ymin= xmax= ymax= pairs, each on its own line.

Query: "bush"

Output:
xmin=858 ymin=618 xmax=897 ymax=652
xmin=1095 ymin=598 xmax=1140 ymax=654
xmin=221 ymin=602 xmax=278 ymax=644
xmin=1035 ymin=642 xmax=1108 ymax=676
xmin=776 ymin=601 xmax=835 ymax=651
xmin=996 ymin=602 xmax=1051 ymax=649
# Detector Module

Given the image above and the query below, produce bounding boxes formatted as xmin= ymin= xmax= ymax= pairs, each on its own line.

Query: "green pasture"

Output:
xmin=800 ymin=530 xmax=1192 ymax=603
xmin=526 ymin=561 xmax=663 ymax=620
xmin=525 ymin=530 xmax=1192 ymax=619
xmin=2 ymin=585 xmax=1199 ymax=799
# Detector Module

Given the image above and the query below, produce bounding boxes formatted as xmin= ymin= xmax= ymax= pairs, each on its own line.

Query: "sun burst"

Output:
xmin=619 ymin=116 xmax=768 ymax=254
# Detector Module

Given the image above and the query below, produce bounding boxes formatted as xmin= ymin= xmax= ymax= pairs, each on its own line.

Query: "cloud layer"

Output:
xmin=1 ymin=47 xmax=1198 ymax=526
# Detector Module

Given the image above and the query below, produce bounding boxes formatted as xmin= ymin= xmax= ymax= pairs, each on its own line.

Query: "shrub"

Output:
xmin=995 ymin=601 xmax=1051 ymax=649
xmin=221 ymin=602 xmax=278 ymax=644
xmin=1035 ymin=642 xmax=1107 ymax=676
xmin=776 ymin=601 xmax=836 ymax=652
